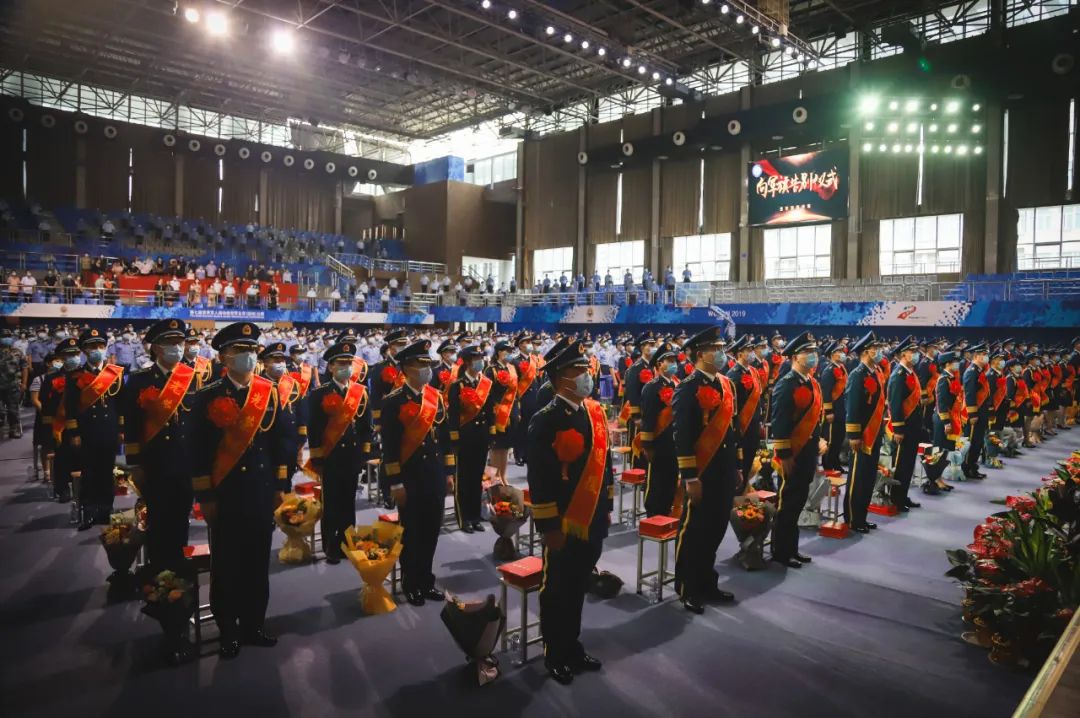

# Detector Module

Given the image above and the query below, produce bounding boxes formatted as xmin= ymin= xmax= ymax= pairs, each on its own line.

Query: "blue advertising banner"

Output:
xmin=748 ymin=148 xmax=848 ymax=226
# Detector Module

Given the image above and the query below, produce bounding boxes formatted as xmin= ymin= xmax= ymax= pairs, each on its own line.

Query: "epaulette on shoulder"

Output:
xmin=385 ymin=386 xmax=404 ymax=399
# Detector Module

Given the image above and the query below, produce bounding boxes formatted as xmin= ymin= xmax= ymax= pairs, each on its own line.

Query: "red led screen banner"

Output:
xmin=747 ymin=148 xmax=849 ymax=226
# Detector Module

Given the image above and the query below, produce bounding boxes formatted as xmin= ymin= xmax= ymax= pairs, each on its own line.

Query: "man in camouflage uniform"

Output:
xmin=0 ymin=329 xmax=29 ymax=438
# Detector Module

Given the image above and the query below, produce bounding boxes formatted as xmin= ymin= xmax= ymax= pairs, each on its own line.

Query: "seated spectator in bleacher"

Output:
xmin=135 ymin=256 xmax=152 ymax=275
xmin=224 ymin=264 xmax=235 ymax=282
xmin=195 ymin=264 xmax=206 ymax=281
xmin=206 ymin=260 xmax=217 ymax=279
xmin=223 ymin=280 xmax=236 ymax=307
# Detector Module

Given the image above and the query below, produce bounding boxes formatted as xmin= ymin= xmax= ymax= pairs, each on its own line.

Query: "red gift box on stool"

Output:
xmin=378 ymin=512 xmax=400 ymax=524
xmin=497 ymin=556 xmax=543 ymax=590
xmin=295 ymin=481 xmax=317 ymax=496
xmin=639 ymin=515 xmax=679 ymax=539
xmin=620 ymin=468 xmax=646 ymax=485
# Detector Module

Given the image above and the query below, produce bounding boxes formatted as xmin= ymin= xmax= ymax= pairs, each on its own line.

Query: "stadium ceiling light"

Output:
xmin=892 ymin=144 xmax=901 ymax=153
xmin=206 ymin=10 xmax=227 ymax=36
xmin=771 ymin=37 xmax=781 ymax=48
xmin=886 ymin=121 xmax=899 ymax=133
xmin=545 ymin=25 xmax=556 ymax=36
xmin=622 ymin=57 xmax=632 ymax=68
xmin=652 ymin=71 xmax=660 ymax=80
xmin=947 ymin=123 xmax=958 ymax=133
xmin=971 ymin=124 xmax=982 ymax=133
xmin=957 ymin=144 xmax=969 ymax=155
xmin=581 ymin=40 xmax=589 ymax=49
xmin=974 ymin=145 xmax=983 ymax=155
xmin=972 ymin=103 xmax=981 ymax=112
xmin=183 ymin=7 xmax=200 ymax=23
xmin=906 ymin=122 xmax=917 ymax=133
xmin=888 ymin=100 xmax=899 ymax=111
xmin=859 ymin=95 xmax=880 ymax=114
xmin=945 ymin=100 xmax=960 ymax=113
xmin=904 ymin=144 xmax=913 ymax=153
xmin=736 ymin=14 xmax=745 ymax=24
xmin=751 ymin=25 xmax=759 ymax=35
xmin=665 ymin=77 xmax=674 ymax=86
xmin=904 ymin=99 xmax=919 ymax=113
xmin=929 ymin=102 xmax=938 ymax=111
xmin=563 ymin=33 xmax=573 ymax=43
xmin=878 ymin=143 xmax=887 ymax=152
xmin=507 ymin=9 xmax=517 ymax=20
xmin=701 ymin=0 xmax=711 ymax=4
xmin=597 ymin=47 xmax=606 ymax=56
xmin=271 ymin=28 xmax=296 ymax=54
xmin=944 ymin=145 xmax=953 ymax=154
xmin=481 ymin=0 xmax=491 ymax=9
xmin=862 ymin=142 xmax=873 ymax=152
xmin=928 ymin=123 xmax=938 ymax=132
xmin=721 ymin=4 xmax=730 ymax=14
xmin=931 ymin=145 xmax=940 ymax=153
xmin=864 ymin=121 xmax=874 ymax=131
xmin=638 ymin=65 xmax=647 ymax=74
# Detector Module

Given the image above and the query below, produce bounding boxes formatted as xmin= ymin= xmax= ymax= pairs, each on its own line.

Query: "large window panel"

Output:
xmin=1016 ymin=205 xmax=1080 ymax=270
xmin=532 ymin=246 xmax=574 ymax=285
xmin=878 ymin=213 xmax=964 ymax=274
xmin=595 ymin=240 xmax=645 ymax=283
xmin=763 ymin=224 xmax=831 ymax=279
xmin=673 ymin=233 xmax=731 ymax=281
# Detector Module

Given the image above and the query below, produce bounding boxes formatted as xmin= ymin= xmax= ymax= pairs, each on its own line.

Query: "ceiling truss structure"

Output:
xmin=0 ymin=0 xmax=1021 ymax=146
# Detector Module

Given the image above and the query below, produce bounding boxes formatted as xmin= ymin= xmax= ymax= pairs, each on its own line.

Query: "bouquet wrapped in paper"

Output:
xmin=440 ymin=592 xmax=504 ymax=686
xmin=342 ymin=522 xmax=404 ymax=615
xmin=273 ymin=493 xmax=323 ymax=564
xmin=753 ymin=446 xmax=775 ymax=492
xmin=100 ymin=510 xmax=144 ymax=582
xmin=487 ymin=484 xmax=529 ymax=561
xmin=798 ymin=470 xmax=832 ymax=528
xmin=729 ymin=495 xmax=775 ymax=570
xmin=141 ymin=569 xmax=194 ymax=634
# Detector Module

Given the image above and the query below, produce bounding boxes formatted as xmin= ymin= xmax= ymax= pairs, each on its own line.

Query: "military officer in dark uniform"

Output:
xmin=768 ymin=331 xmax=824 ymax=567
xmin=885 ymin=336 xmax=923 ymax=511
xmin=843 ymin=332 xmax=887 ymax=534
xmin=370 ymin=328 xmax=409 ymax=507
xmin=534 ymin=337 xmax=570 ymax=410
xmin=382 ymin=339 xmax=455 ymax=606
xmin=620 ymin=334 xmax=656 ymax=448
xmin=672 ymin=326 xmax=739 ymax=614
xmin=818 ymin=342 xmax=848 ymax=473
xmin=512 ymin=332 xmax=544 ymax=464
xmin=526 ymin=339 xmax=612 ymax=685
xmin=726 ymin=334 xmax=764 ymax=481
xmin=308 ymin=340 xmax=373 ymax=564
xmin=446 ymin=345 xmax=494 ymax=532
xmin=260 ymin=341 xmax=307 ymax=489
xmin=961 ymin=344 xmax=991 ymax=480
xmin=484 ymin=338 xmax=519 ymax=481
xmin=66 ymin=328 xmax=124 ymax=529
xmin=639 ymin=341 xmax=681 ymax=517
xmin=987 ymin=349 xmax=1010 ymax=442
xmin=121 ymin=319 xmax=197 ymax=569
xmin=287 ymin=343 xmax=319 ymax=398
xmin=430 ymin=338 xmax=459 ymax=394
xmin=929 ymin=350 xmax=964 ymax=493
xmin=191 ymin=322 xmax=291 ymax=659
xmin=42 ymin=339 xmax=81 ymax=503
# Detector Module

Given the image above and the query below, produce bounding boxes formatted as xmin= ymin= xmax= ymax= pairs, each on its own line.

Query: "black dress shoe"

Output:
xmin=772 ymin=556 xmax=802 ymax=568
xmin=682 ymin=596 xmax=705 ymax=614
xmin=241 ymin=629 xmax=278 ymax=647
xmin=461 ymin=525 xmax=474 ymax=534
xmin=897 ymin=504 xmax=910 ymax=513
xmin=922 ymin=483 xmax=940 ymax=495
xmin=406 ymin=592 xmax=425 ymax=607
xmin=164 ymin=637 xmax=195 ymax=666
xmin=325 ymin=555 xmax=341 ymax=565
xmin=423 ymin=587 xmax=445 ymax=602
xmin=571 ymin=654 xmax=603 ymax=673
xmin=77 ymin=518 xmax=94 ymax=531
xmin=515 ymin=458 xmax=526 ymax=467
xmin=794 ymin=552 xmax=812 ymax=564
xmin=545 ymin=660 xmax=575 ymax=685
xmin=218 ymin=639 xmax=241 ymax=660
xmin=903 ymin=498 xmax=921 ymax=508
xmin=704 ymin=587 xmax=735 ymax=602
xmin=471 ymin=522 xmax=486 ymax=532
xmin=853 ymin=525 xmax=871 ymax=534
xmin=865 ymin=522 xmax=878 ymax=530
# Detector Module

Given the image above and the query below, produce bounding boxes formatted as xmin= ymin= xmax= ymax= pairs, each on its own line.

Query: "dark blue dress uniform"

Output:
xmin=987 ymin=359 xmax=1009 ymax=434
xmin=485 ymin=341 xmax=520 ymax=451
xmin=308 ymin=341 xmax=373 ymax=563
xmin=725 ymin=335 xmax=764 ymax=480
xmin=843 ymin=332 xmax=887 ymax=532
xmin=672 ymin=327 xmax=739 ymax=608
xmin=885 ymin=337 xmax=922 ymax=510
xmin=767 ymin=332 xmax=823 ymax=566
xmin=429 ymin=339 xmax=459 ymax=394
xmin=526 ymin=340 xmax=613 ymax=676
xmin=533 ymin=338 xmax=570 ymax=414
xmin=446 ymin=346 xmax=496 ymax=531
xmin=65 ymin=328 xmax=124 ymax=528
xmin=370 ymin=328 xmax=408 ymax=503
xmin=511 ymin=334 xmax=543 ymax=464
xmin=381 ymin=340 xmax=455 ymax=601
xmin=40 ymin=340 xmax=79 ymax=502
xmin=961 ymin=345 xmax=991 ymax=478
xmin=621 ymin=334 xmax=655 ymax=450
xmin=190 ymin=322 xmax=291 ymax=648
xmin=933 ymin=352 xmax=964 ymax=450
xmin=259 ymin=342 xmax=307 ymax=483
xmin=817 ymin=343 xmax=848 ymax=473
xmin=639 ymin=342 xmax=680 ymax=517
xmin=120 ymin=319 xmax=196 ymax=570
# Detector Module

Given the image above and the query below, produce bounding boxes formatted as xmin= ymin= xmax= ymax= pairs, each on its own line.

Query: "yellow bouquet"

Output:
xmin=273 ymin=493 xmax=323 ymax=564
xmin=342 ymin=522 xmax=404 ymax=615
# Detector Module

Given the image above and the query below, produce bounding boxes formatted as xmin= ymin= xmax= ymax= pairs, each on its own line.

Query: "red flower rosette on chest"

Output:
xmin=639 ymin=369 xmax=654 ymax=384
xmin=684 ymin=362 xmax=693 ymax=375
xmin=51 ymin=376 xmax=66 ymax=393
xmin=659 ymin=386 xmax=674 ymax=405
xmin=696 ymin=385 xmax=721 ymax=411
xmin=399 ymin=401 xmax=420 ymax=423
xmin=950 ymin=379 xmax=961 ymax=396
xmin=517 ymin=361 xmax=529 ymax=375
xmin=496 ymin=369 xmax=512 ymax=387
xmin=76 ymin=372 xmax=95 ymax=390
xmin=137 ymin=386 xmax=162 ymax=410
xmin=996 ymin=377 xmax=1006 ymax=390
xmin=321 ymin=392 xmax=344 ymax=414
xmin=832 ymin=366 xmax=844 ymax=380
xmin=677 ymin=352 xmax=686 ymax=362
xmin=862 ymin=376 xmax=877 ymax=394
xmin=208 ymin=396 xmax=241 ymax=428
xmin=461 ymin=386 xmax=480 ymax=408
xmin=905 ymin=373 xmax=918 ymax=391
xmin=438 ymin=369 xmax=451 ymax=385
xmin=553 ymin=428 xmax=585 ymax=470
xmin=381 ymin=366 xmax=399 ymax=385
xmin=740 ymin=373 xmax=754 ymax=390
xmin=793 ymin=385 xmax=812 ymax=410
